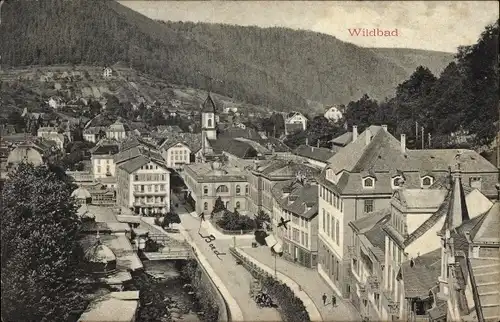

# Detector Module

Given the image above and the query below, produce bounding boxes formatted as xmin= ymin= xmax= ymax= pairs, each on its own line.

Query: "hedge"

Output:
xmin=261 ymin=276 xmax=311 ymax=322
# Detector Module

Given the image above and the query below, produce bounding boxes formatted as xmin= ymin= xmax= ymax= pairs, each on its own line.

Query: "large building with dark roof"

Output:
xmin=317 ymin=125 xmax=498 ymax=300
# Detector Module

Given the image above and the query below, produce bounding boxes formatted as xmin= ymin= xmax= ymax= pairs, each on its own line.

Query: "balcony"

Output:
xmin=133 ymin=190 xmax=167 ymax=196
xmin=133 ymin=201 xmax=167 ymax=207
xmin=367 ymin=275 xmax=380 ymax=292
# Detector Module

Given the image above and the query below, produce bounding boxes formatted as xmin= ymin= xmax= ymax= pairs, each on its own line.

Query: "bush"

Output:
xmin=143 ymin=238 xmax=162 ymax=252
xmin=261 ymin=276 xmax=310 ymax=322
xmin=161 ymin=211 xmax=180 ymax=229
xmin=216 ymin=210 xmax=256 ymax=231
xmin=178 ymin=260 xmax=219 ymax=322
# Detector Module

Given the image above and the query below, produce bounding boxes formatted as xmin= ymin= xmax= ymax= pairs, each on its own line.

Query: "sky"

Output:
xmin=119 ymin=1 xmax=498 ymax=53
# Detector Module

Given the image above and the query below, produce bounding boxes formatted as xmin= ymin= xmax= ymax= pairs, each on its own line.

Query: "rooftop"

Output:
xmin=118 ymin=155 xmax=168 ymax=174
xmin=401 ymin=248 xmax=442 ymax=299
xmin=78 ymin=291 xmax=139 ymax=322
xmin=293 ymin=144 xmax=337 ymax=163
xmin=185 ymin=162 xmax=247 ymax=182
xmin=272 ymin=179 xmax=318 ymax=219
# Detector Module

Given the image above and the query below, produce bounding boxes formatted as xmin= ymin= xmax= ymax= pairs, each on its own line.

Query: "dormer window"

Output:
xmin=391 ymin=176 xmax=403 ymax=189
xmin=363 ymin=177 xmax=375 ymax=189
xmin=326 ymin=169 xmax=336 ymax=183
xmin=421 ymin=176 xmax=434 ymax=188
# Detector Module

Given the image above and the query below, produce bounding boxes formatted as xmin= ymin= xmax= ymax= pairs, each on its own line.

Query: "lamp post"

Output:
xmin=274 ymin=252 xmax=277 ymax=278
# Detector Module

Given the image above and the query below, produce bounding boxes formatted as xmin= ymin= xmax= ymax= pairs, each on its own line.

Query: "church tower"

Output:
xmin=201 ymin=93 xmax=217 ymax=140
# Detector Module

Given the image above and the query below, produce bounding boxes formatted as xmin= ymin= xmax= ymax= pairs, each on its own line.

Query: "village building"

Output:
xmin=284 ymin=112 xmax=308 ymax=135
xmin=90 ymin=142 xmax=120 ymax=179
xmin=182 ymin=159 xmax=248 ymax=215
xmin=83 ymin=126 xmax=107 ymax=143
xmin=324 ymin=105 xmax=344 ymax=123
xmin=272 ymin=177 xmax=319 ymax=268
xmin=106 ymin=120 xmax=130 ymax=141
xmin=115 ymin=155 xmax=171 ymax=216
xmin=317 ymin=124 xmax=499 ymax=300
xmin=247 ymin=159 xmax=320 ymax=216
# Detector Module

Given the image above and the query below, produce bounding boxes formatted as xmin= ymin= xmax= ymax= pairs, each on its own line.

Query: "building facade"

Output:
xmin=272 ymin=179 xmax=319 ymax=268
xmin=116 ymin=156 xmax=170 ymax=215
xmin=317 ymin=125 xmax=499 ymax=300
xmin=182 ymin=160 xmax=248 ymax=215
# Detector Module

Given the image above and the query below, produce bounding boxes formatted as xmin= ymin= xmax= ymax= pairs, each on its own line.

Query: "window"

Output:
xmin=236 ymin=201 xmax=240 ymax=209
xmin=470 ymin=177 xmax=482 ymax=190
xmin=363 ymin=177 xmax=375 ymax=188
xmin=421 ymin=176 xmax=434 ymax=187
xmin=204 ymin=202 xmax=208 ymax=210
xmin=148 ymin=185 xmax=152 ymax=192
xmin=322 ymin=209 xmax=326 ymax=232
xmin=245 ymin=185 xmax=249 ymax=195
xmin=236 ymin=185 xmax=241 ymax=195
xmin=134 ymin=175 xmax=139 ymax=181
xmin=293 ymin=228 xmax=300 ymax=242
xmin=97 ymin=166 xmax=101 ymax=173
xmin=364 ymin=199 xmax=374 ymax=213
xmin=301 ymin=232 xmax=304 ymax=245
xmin=305 ymin=233 xmax=309 ymax=248
xmin=392 ymin=176 xmax=403 ymax=188
xmin=327 ymin=213 xmax=331 ymax=236
xmin=207 ymin=118 xmax=212 ymax=127
xmin=216 ymin=185 xmax=229 ymax=193
xmin=335 ymin=220 xmax=340 ymax=245
xmin=203 ymin=186 xmax=208 ymax=195
xmin=331 ymin=216 xmax=335 ymax=239
xmin=140 ymin=185 xmax=145 ymax=192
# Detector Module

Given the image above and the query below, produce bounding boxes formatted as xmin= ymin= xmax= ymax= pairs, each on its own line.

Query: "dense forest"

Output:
xmin=285 ymin=19 xmax=499 ymax=149
xmin=343 ymin=19 xmax=499 ymax=147
xmin=0 ymin=0 xmax=451 ymax=113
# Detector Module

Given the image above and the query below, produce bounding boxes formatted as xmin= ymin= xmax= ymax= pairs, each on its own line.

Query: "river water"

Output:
xmin=142 ymin=260 xmax=201 ymax=322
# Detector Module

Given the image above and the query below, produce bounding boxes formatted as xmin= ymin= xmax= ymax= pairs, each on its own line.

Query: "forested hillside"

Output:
xmin=0 ymin=0 xmax=452 ymax=112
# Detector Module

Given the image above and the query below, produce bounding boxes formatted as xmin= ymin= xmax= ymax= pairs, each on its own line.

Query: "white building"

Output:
xmin=324 ymin=106 xmax=343 ymax=123
xmin=106 ymin=120 xmax=129 ymax=141
xmin=285 ymin=112 xmax=308 ymax=135
xmin=103 ymin=67 xmax=113 ymax=78
xmin=161 ymin=142 xmax=191 ymax=169
xmin=90 ymin=143 xmax=119 ymax=179
xmin=116 ymin=156 xmax=170 ymax=216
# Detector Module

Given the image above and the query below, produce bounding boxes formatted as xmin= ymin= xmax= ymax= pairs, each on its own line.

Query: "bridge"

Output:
xmin=141 ymin=233 xmax=192 ymax=260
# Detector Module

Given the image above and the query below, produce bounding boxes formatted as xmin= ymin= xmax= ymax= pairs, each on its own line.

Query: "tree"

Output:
xmin=161 ymin=211 xmax=181 ymax=229
xmin=1 ymin=164 xmax=90 ymax=322
xmin=254 ymin=210 xmax=271 ymax=230
xmin=212 ymin=196 xmax=226 ymax=215
xmin=344 ymin=94 xmax=380 ymax=132
xmin=7 ymin=110 xmax=25 ymax=133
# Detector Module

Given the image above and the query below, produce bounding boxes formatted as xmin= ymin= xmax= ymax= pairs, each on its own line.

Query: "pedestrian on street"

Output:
xmin=322 ymin=293 xmax=327 ymax=306
xmin=332 ymin=294 xmax=337 ymax=307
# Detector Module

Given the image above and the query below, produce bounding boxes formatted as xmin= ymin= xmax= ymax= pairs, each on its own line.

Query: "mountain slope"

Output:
xmin=0 ymin=0 xmax=453 ymax=112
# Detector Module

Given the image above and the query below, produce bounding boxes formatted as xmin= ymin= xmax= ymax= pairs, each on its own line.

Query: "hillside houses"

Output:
xmin=284 ymin=112 xmax=308 ymax=135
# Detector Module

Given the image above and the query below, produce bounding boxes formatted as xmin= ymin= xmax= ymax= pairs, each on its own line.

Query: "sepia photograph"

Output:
xmin=0 ymin=1 xmax=499 ymax=322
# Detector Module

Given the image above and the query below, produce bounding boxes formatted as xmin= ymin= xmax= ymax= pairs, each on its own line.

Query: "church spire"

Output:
xmin=201 ymin=93 xmax=216 ymax=114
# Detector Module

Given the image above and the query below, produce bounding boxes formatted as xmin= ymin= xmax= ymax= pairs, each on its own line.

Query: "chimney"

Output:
xmin=305 ymin=137 xmax=309 ymax=146
xmin=365 ymin=129 xmax=371 ymax=146
xmin=382 ymin=125 xmax=388 ymax=132
xmin=401 ymin=134 xmax=406 ymax=153
xmin=353 ymin=125 xmax=358 ymax=141
xmin=317 ymin=140 xmax=320 ymax=148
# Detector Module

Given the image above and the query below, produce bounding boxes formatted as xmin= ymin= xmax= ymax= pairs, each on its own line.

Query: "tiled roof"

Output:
xmin=118 ymin=155 xmax=168 ymax=174
xmin=293 ymin=145 xmax=337 ymax=163
xmin=185 ymin=162 xmax=248 ymax=182
xmin=201 ymin=94 xmax=216 ymax=113
xmin=349 ymin=208 xmax=391 ymax=234
xmin=331 ymin=131 xmax=353 ymax=146
xmin=91 ymin=144 xmax=119 ymax=156
xmin=157 ymin=132 xmax=202 ymax=152
xmin=208 ymin=138 xmax=257 ymax=159
xmin=401 ymin=248 xmax=442 ymax=298
xmin=84 ymin=126 xmax=107 ymax=135
xmin=272 ymin=180 xmax=318 ymax=219
xmin=396 ymin=189 xmax=448 ymax=210
xmin=120 ymin=136 xmax=158 ymax=152
xmin=114 ymin=146 xmax=164 ymax=165
xmin=469 ymin=202 xmax=500 ymax=243
xmin=218 ymin=127 xmax=262 ymax=141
